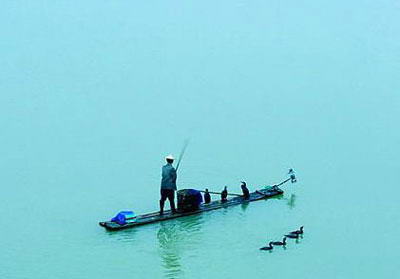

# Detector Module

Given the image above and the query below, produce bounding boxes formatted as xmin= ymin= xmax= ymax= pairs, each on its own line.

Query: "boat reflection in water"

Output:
xmin=104 ymin=226 xmax=138 ymax=243
xmin=157 ymin=214 xmax=204 ymax=279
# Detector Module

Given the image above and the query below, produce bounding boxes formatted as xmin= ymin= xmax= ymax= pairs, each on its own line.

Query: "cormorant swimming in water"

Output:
xmin=259 ymin=242 xmax=274 ymax=251
xmin=271 ymin=237 xmax=287 ymax=246
xmin=221 ymin=186 xmax=228 ymax=202
xmin=241 ymin=181 xmax=250 ymax=200
xmin=289 ymin=226 xmax=304 ymax=235
xmin=204 ymin=188 xmax=211 ymax=204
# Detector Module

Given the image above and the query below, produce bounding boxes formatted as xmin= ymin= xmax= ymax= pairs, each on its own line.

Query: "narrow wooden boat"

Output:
xmin=99 ymin=186 xmax=283 ymax=231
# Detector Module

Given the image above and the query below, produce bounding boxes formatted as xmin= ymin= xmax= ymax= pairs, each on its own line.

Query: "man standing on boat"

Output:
xmin=160 ymin=154 xmax=177 ymax=215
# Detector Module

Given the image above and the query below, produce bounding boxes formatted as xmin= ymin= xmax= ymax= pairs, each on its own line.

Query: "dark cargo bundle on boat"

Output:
xmin=177 ymin=189 xmax=203 ymax=212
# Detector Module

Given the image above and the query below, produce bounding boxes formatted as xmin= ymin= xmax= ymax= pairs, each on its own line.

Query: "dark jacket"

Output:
xmin=161 ymin=163 xmax=177 ymax=190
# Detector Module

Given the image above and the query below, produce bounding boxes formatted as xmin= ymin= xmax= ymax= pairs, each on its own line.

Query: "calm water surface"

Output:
xmin=1 ymin=1 xmax=399 ymax=278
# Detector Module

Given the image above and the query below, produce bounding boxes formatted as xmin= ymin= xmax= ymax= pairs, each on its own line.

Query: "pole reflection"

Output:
xmin=274 ymin=193 xmax=297 ymax=209
xmin=287 ymin=194 xmax=296 ymax=209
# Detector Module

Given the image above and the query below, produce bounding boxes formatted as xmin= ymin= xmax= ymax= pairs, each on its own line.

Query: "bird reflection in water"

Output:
xmin=241 ymin=201 xmax=249 ymax=212
xmin=157 ymin=214 xmax=203 ymax=279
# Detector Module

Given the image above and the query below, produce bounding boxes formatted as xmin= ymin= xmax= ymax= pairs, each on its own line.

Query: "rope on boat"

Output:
xmin=198 ymin=174 xmax=296 ymax=197
xmin=198 ymin=190 xmax=242 ymax=197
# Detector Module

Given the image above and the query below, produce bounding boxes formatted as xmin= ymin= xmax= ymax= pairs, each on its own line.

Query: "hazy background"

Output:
xmin=1 ymin=1 xmax=399 ymax=278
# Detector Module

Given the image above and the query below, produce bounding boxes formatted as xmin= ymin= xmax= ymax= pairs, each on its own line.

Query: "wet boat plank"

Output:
xmin=99 ymin=187 xmax=283 ymax=231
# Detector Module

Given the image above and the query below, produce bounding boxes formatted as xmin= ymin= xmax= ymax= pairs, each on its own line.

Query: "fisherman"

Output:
xmin=288 ymin=168 xmax=297 ymax=183
xmin=221 ymin=186 xmax=228 ymax=202
xmin=204 ymin=188 xmax=211 ymax=204
xmin=241 ymin=181 xmax=250 ymax=200
xmin=160 ymin=154 xmax=177 ymax=215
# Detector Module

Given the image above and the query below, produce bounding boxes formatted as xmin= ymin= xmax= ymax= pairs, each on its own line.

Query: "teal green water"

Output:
xmin=1 ymin=1 xmax=399 ymax=278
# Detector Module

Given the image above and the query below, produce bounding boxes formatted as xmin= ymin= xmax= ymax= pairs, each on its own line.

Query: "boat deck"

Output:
xmin=99 ymin=186 xmax=283 ymax=231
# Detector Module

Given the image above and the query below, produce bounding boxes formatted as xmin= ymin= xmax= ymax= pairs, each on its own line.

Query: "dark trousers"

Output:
xmin=160 ymin=189 xmax=176 ymax=213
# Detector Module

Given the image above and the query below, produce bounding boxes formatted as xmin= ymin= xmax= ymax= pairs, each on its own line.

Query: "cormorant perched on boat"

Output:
xmin=260 ymin=242 xmax=274 ymax=251
xmin=241 ymin=181 xmax=250 ymax=200
xmin=289 ymin=226 xmax=304 ymax=235
xmin=288 ymin=168 xmax=297 ymax=183
xmin=204 ymin=188 xmax=211 ymax=204
xmin=221 ymin=186 xmax=228 ymax=202
xmin=271 ymin=237 xmax=287 ymax=246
